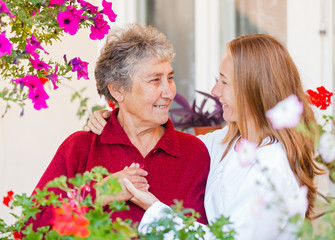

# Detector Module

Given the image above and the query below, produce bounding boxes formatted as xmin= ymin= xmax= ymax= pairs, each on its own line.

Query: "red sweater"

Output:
xmin=31 ymin=109 xmax=210 ymax=228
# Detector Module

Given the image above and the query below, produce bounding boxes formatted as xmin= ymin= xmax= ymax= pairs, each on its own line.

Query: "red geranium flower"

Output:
xmin=52 ymin=202 xmax=90 ymax=238
xmin=306 ymin=86 xmax=333 ymax=110
xmin=2 ymin=190 xmax=14 ymax=207
xmin=39 ymin=77 xmax=48 ymax=85
xmin=13 ymin=231 xmax=21 ymax=239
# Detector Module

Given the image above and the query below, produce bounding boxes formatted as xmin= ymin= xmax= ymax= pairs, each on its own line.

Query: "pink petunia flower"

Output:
xmin=77 ymin=0 xmax=98 ymax=14
xmin=0 ymin=32 xmax=12 ymax=57
xmin=90 ymin=13 xmax=110 ymax=40
xmin=49 ymin=0 xmax=66 ymax=6
xmin=70 ymin=57 xmax=89 ymax=80
xmin=102 ymin=0 xmax=117 ymax=22
xmin=57 ymin=6 xmax=86 ymax=35
xmin=0 ymin=1 xmax=15 ymax=18
xmin=29 ymin=35 xmax=49 ymax=54
xmin=266 ymin=95 xmax=303 ymax=129
xmin=12 ymin=75 xmax=49 ymax=110
xmin=28 ymin=87 xmax=49 ymax=110
xmin=46 ymin=66 xmax=59 ymax=89
xmin=235 ymin=138 xmax=257 ymax=167
xmin=25 ymin=41 xmax=40 ymax=59
xmin=29 ymin=57 xmax=52 ymax=71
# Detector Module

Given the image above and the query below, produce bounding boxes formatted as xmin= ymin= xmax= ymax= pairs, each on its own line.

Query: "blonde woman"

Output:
xmin=88 ymin=34 xmax=320 ymax=239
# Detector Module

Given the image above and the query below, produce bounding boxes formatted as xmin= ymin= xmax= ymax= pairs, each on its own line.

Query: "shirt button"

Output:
xmin=153 ymin=149 xmax=157 ymax=154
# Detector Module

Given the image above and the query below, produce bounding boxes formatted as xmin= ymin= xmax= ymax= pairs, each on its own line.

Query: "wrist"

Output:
xmin=143 ymin=199 xmax=158 ymax=210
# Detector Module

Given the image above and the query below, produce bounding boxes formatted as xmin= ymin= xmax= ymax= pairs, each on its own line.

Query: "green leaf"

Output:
xmin=112 ymin=218 xmax=137 ymax=239
xmin=45 ymin=175 xmax=68 ymax=189
xmin=68 ymin=173 xmax=91 ymax=188
xmin=108 ymin=200 xmax=129 ymax=212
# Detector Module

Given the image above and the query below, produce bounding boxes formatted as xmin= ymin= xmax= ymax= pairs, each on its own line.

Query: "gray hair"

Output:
xmin=95 ymin=23 xmax=175 ymax=102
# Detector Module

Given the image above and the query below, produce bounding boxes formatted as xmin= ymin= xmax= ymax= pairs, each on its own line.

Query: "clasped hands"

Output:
xmin=98 ymin=163 xmax=158 ymax=210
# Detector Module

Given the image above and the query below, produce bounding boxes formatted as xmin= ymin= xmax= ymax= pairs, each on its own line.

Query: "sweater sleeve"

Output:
xmin=26 ymin=132 xmax=92 ymax=231
xmin=27 ymin=149 xmax=75 ymax=230
xmin=139 ymin=201 xmax=216 ymax=240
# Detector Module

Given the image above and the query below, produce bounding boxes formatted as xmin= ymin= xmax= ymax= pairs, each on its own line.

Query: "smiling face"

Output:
xmin=117 ymin=58 xmax=176 ymax=128
xmin=211 ymin=50 xmax=236 ymax=122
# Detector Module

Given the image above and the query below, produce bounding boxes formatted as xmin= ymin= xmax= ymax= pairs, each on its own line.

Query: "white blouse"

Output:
xmin=139 ymin=127 xmax=306 ymax=239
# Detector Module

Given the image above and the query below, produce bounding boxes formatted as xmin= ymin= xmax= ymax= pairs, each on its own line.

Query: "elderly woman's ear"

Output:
xmin=107 ymin=84 xmax=124 ymax=102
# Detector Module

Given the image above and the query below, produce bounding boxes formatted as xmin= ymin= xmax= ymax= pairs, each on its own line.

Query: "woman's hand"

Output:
xmin=84 ymin=109 xmax=111 ymax=135
xmin=98 ymin=163 xmax=149 ymax=206
xmin=123 ymin=177 xmax=158 ymax=210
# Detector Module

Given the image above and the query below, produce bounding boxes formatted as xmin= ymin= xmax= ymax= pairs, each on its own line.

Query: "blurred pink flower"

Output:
xmin=77 ymin=0 xmax=98 ymax=13
xmin=235 ymin=138 xmax=257 ymax=167
xmin=25 ymin=42 xmax=40 ymax=59
xmin=90 ymin=13 xmax=110 ymax=40
xmin=266 ymin=95 xmax=303 ymax=129
xmin=318 ymin=132 xmax=335 ymax=163
xmin=0 ymin=1 xmax=15 ymax=18
xmin=57 ymin=6 xmax=86 ymax=35
xmin=0 ymin=32 xmax=12 ymax=57
xmin=29 ymin=35 xmax=49 ymax=54
xmin=285 ymin=185 xmax=308 ymax=217
xmin=70 ymin=57 xmax=89 ymax=80
xmin=46 ymin=66 xmax=59 ymax=89
xmin=12 ymin=75 xmax=49 ymax=110
xmin=29 ymin=57 xmax=52 ymax=71
xmin=49 ymin=0 xmax=66 ymax=6
xmin=28 ymin=88 xmax=49 ymax=110
xmin=102 ymin=0 xmax=117 ymax=22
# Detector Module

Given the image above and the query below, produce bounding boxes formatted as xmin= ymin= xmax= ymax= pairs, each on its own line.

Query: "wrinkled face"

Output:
xmin=211 ymin=50 xmax=236 ymax=122
xmin=121 ymin=59 xmax=176 ymax=127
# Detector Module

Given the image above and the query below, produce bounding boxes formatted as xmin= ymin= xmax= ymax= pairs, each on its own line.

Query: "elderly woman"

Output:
xmin=30 ymin=23 xmax=209 ymax=229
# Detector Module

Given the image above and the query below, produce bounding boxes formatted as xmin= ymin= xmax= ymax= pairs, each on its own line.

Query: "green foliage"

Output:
xmin=0 ymin=167 xmax=235 ymax=239
xmin=297 ymin=199 xmax=335 ymax=239
xmin=0 ymin=0 xmax=104 ymax=119
xmin=208 ymin=216 xmax=235 ymax=240
xmin=140 ymin=200 xmax=235 ymax=240
xmin=70 ymin=87 xmax=107 ymax=126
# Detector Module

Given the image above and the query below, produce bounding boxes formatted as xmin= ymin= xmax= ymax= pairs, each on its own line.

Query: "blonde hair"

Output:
xmin=222 ymin=34 xmax=321 ymax=218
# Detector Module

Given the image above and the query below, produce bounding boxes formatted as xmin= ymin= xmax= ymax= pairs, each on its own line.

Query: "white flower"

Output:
xmin=236 ymin=138 xmax=257 ymax=167
xmin=266 ymin=95 xmax=303 ymax=129
xmin=285 ymin=185 xmax=308 ymax=217
xmin=318 ymin=132 xmax=335 ymax=163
